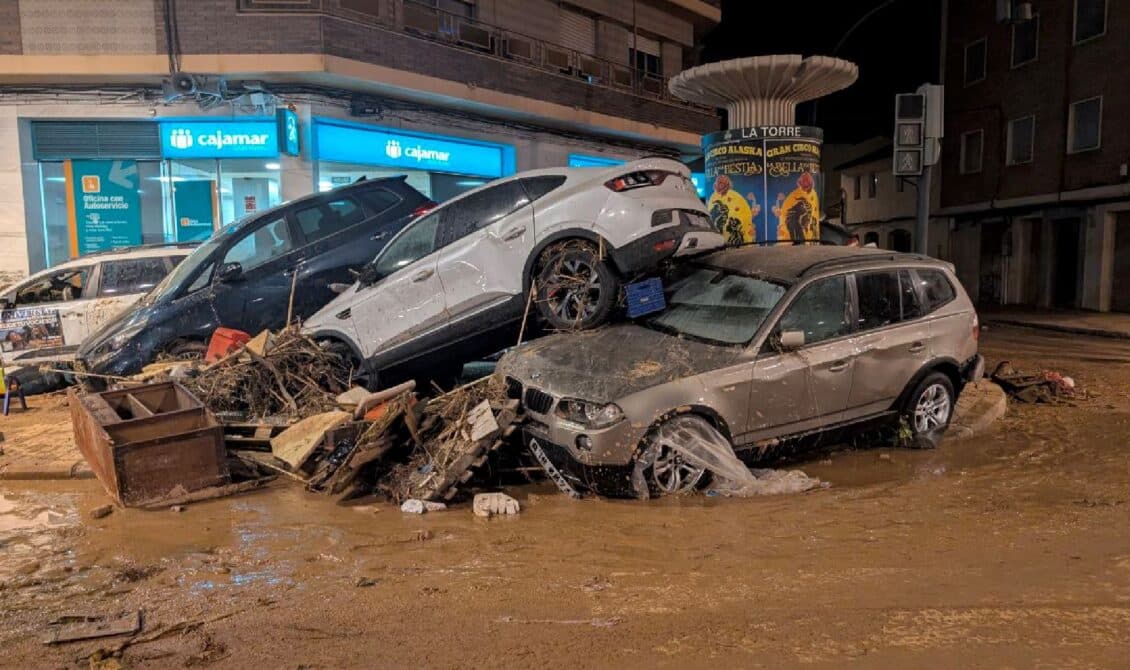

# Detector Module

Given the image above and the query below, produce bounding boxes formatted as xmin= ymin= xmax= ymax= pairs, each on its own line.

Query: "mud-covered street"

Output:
xmin=2 ymin=325 xmax=1129 ymax=668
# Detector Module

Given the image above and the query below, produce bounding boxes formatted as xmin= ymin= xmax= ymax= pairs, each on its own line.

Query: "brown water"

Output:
xmin=2 ymin=326 xmax=1130 ymax=668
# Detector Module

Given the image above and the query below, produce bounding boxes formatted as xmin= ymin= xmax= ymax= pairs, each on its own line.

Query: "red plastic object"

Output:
xmin=205 ymin=327 xmax=252 ymax=364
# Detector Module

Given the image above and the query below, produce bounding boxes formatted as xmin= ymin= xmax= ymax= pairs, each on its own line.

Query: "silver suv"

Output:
xmin=498 ymin=246 xmax=983 ymax=498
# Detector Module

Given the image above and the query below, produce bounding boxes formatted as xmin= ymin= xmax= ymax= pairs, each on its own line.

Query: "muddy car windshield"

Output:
xmin=645 ymin=268 xmax=787 ymax=345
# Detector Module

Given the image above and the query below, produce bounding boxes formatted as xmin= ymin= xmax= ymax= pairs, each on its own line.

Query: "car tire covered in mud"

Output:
xmin=535 ymin=241 xmax=619 ymax=331
xmin=630 ymin=415 xmax=716 ymax=498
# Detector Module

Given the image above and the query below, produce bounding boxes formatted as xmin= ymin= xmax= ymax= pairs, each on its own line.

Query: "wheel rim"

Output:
xmin=913 ymin=383 xmax=951 ymax=432
xmin=544 ymin=258 xmax=601 ymax=324
xmin=650 ymin=444 xmax=706 ymax=494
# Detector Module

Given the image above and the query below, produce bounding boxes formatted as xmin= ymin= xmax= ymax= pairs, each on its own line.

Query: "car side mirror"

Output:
xmin=779 ymin=330 xmax=806 ymax=351
xmin=328 ymin=282 xmax=352 ymax=294
xmin=216 ymin=262 xmax=244 ymax=284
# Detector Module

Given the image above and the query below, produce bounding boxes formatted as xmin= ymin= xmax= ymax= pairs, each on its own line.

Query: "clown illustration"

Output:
xmin=707 ymin=174 xmax=760 ymax=246
xmin=772 ymin=171 xmax=820 ymax=243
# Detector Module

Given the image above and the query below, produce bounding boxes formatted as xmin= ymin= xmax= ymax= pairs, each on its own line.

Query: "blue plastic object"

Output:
xmin=625 ymin=278 xmax=666 ymax=318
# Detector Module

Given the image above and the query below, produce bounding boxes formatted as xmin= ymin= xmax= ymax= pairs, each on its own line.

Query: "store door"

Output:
xmin=1113 ymin=213 xmax=1130 ymax=313
xmin=1052 ymin=218 xmax=1081 ymax=309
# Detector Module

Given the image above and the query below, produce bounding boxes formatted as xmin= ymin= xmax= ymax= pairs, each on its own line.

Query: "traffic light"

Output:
xmin=893 ymin=93 xmax=925 ymax=176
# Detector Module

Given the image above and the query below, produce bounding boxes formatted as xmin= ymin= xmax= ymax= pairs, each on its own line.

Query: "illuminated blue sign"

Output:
xmin=567 ymin=154 xmax=625 ymax=168
xmin=690 ymin=172 xmax=707 ymax=198
xmin=159 ymin=119 xmax=279 ymax=159
xmin=277 ymin=109 xmax=300 ymax=156
xmin=315 ymin=120 xmax=512 ymax=178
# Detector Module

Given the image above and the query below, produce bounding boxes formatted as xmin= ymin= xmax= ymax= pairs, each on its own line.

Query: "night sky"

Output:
xmin=700 ymin=0 xmax=943 ymax=144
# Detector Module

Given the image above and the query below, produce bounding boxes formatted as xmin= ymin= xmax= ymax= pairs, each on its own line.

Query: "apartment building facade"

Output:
xmin=0 ymin=0 xmax=720 ymax=279
xmin=941 ymin=0 xmax=1129 ymax=311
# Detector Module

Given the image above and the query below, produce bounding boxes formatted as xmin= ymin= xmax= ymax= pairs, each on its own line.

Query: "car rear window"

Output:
xmin=521 ymin=176 xmax=566 ymax=201
xmin=357 ymin=188 xmax=402 ymax=215
xmin=917 ymin=269 xmax=957 ymax=311
xmin=295 ymin=197 xmax=366 ymax=242
xmin=855 ymin=271 xmax=902 ymax=330
xmin=99 ymin=258 xmax=169 ymax=296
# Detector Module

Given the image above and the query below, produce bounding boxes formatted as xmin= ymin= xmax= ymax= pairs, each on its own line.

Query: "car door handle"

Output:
xmin=501 ymin=226 xmax=526 ymax=241
xmin=370 ymin=231 xmax=388 ymax=241
xmin=828 ymin=360 xmax=850 ymax=373
xmin=908 ymin=342 xmax=926 ymax=354
xmin=412 ymin=269 xmax=434 ymax=283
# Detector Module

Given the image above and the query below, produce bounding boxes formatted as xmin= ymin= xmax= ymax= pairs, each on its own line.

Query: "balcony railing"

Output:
xmin=236 ymin=0 xmax=708 ymax=110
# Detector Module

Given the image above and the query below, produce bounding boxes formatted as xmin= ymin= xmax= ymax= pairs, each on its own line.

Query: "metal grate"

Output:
xmin=523 ymin=386 xmax=554 ymax=414
xmin=31 ymin=121 xmax=162 ymax=161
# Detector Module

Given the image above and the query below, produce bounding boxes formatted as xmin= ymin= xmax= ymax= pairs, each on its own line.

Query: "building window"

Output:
xmin=1068 ymin=96 xmax=1103 ymax=153
xmin=853 ymin=174 xmax=861 ymax=200
xmin=964 ymin=38 xmax=987 ymax=85
xmin=960 ymin=130 xmax=984 ymax=174
xmin=1007 ymin=116 xmax=1036 ymax=165
xmin=1011 ymin=15 xmax=1039 ymax=67
xmin=1074 ymin=0 xmax=1107 ymax=44
xmin=630 ymin=49 xmax=662 ymax=78
xmin=868 ymin=172 xmax=877 ymax=198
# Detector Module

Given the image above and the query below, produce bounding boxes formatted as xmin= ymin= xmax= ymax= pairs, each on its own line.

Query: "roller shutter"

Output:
xmin=558 ymin=8 xmax=595 ymax=55
xmin=32 ymin=121 xmax=161 ymax=160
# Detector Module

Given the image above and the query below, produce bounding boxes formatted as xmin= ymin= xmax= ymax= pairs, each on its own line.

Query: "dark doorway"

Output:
xmin=978 ymin=220 xmax=1007 ymax=305
xmin=888 ymin=228 xmax=912 ymax=252
xmin=1113 ymin=213 xmax=1130 ymax=312
xmin=863 ymin=231 xmax=880 ymax=246
xmin=1052 ymin=218 xmax=1081 ymax=308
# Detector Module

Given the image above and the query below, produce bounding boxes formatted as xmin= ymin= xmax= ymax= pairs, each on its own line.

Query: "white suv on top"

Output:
xmin=304 ymin=157 xmax=721 ymax=387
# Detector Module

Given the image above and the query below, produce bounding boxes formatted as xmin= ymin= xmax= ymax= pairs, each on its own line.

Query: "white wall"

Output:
xmin=0 ymin=106 xmax=26 ymax=286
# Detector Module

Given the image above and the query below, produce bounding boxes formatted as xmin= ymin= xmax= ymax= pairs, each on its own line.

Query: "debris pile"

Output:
xmin=991 ymin=361 xmax=1082 ymax=404
xmin=183 ymin=329 xmax=349 ymax=420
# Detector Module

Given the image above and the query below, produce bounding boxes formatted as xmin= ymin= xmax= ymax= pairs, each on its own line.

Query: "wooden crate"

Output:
xmin=68 ymin=382 xmax=229 ymax=507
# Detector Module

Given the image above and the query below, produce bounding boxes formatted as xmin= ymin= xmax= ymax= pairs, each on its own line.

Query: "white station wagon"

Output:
xmin=1 ymin=244 xmax=195 ymax=368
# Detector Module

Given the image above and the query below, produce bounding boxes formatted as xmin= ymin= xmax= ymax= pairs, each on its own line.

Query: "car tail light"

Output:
xmin=653 ymin=238 xmax=677 ymax=254
xmin=605 ymin=170 xmax=677 ymax=192
xmin=412 ymin=202 xmax=436 ymax=218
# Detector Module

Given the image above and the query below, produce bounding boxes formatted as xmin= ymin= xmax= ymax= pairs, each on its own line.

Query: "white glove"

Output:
xmin=473 ymin=493 xmax=520 ymax=518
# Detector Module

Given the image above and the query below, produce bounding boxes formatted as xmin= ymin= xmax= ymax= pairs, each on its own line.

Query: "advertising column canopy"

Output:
xmin=314 ymin=119 xmax=512 ymax=178
xmin=159 ymin=118 xmax=280 ymax=159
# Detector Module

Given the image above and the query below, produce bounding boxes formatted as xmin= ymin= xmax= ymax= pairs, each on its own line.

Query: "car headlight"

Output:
xmin=554 ymin=398 xmax=624 ymax=429
xmin=106 ymin=324 xmax=145 ymax=352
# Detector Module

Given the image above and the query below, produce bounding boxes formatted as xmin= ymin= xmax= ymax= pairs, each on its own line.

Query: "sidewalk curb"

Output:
xmin=0 ymin=460 xmax=94 ymax=481
xmin=948 ymin=381 xmax=1008 ymax=441
xmin=987 ymin=319 xmax=1130 ymax=341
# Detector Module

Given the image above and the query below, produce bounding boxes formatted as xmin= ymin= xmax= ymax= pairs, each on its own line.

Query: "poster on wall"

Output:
xmin=69 ymin=159 xmax=142 ymax=254
xmin=1 ymin=307 xmax=65 ymax=354
xmin=703 ymin=126 xmax=823 ymax=245
xmin=173 ymin=180 xmax=216 ymax=242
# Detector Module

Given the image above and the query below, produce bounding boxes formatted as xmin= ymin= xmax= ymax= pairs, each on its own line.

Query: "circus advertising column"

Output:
xmin=703 ymin=125 xmax=823 ymax=245
xmin=669 ymin=55 xmax=858 ymax=246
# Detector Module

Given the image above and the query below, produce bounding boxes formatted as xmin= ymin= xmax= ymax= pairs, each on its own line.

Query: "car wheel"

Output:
xmin=631 ymin=415 xmax=715 ymax=498
xmin=320 ymin=340 xmax=361 ymax=390
xmin=167 ymin=340 xmax=207 ymax=362
xmin=905 ymin=372 xmax=955 ymax=435
xmin=534 ymin=241 xmax=619 ymax=331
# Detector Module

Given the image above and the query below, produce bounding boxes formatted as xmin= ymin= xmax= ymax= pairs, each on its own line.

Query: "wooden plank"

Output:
xmin=42 ymin=610 xmax=141 ymax=644
xmin=270 ymin=410 xmax=352 ymax=470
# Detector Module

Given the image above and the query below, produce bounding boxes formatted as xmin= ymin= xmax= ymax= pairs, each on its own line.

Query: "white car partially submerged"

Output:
xmin=0 ymin=244 xmax=195 ymax=369
xmin=304 ymin=157 xmax=722 ymax=387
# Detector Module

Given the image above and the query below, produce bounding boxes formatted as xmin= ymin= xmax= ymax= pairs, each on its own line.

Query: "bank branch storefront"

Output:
xmin=30 ymin=116 xmax=290 ymax=268
xmin=312 ymin=119 xmax=515 ymax=203
xmin=26 ymin=113 xmax=518 ymax=271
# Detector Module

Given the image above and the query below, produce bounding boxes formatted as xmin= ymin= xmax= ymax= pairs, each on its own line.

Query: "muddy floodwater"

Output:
xmin=2 ymin=326 xmax=1130 ymax=668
